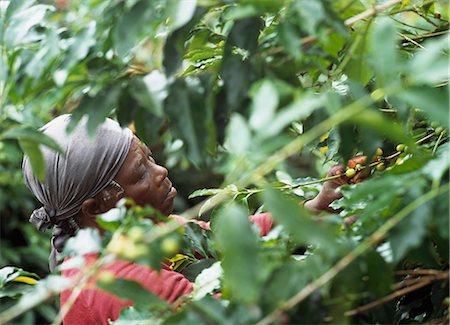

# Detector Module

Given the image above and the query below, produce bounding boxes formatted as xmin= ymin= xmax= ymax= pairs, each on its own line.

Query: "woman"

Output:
xmin=23 ymin=114 xmax=350 ymax=324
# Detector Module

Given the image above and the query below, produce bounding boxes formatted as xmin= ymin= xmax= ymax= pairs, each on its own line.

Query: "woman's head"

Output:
xmin=22 ymin=114 xmax=176 ymax=270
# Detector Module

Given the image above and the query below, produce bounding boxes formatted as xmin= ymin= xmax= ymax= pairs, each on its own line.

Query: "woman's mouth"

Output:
xmin=166 ymin=186 xmax=177 ymax=200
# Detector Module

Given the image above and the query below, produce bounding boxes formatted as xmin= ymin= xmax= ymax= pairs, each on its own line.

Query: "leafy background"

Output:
xmin=0 ymin=0 xmax=449 ymax=324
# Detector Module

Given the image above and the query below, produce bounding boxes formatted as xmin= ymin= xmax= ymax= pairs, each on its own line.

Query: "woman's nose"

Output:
xmin=154 ymin=164 xmax=168 ymax=183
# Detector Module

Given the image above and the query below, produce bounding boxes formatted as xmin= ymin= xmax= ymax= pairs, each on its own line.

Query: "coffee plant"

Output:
xmin=0 ymin=0 xmax=448 ymax=324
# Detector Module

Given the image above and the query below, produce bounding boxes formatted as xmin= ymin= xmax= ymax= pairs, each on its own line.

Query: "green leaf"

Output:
xmin=224 ymin=0 xmax=282 ymax=20
xmin=342 ymin=25 xmax=373 ymax=85
xmin=258 ymin=92 xmax=325 ymax=139
xmin=369 ymin=17 xmax=399 ymax=87
xmin=192 ymin=261 xmax=222 ymax=300
xmin=398 ymin=86 xmax=449 ymax=128
xmin=214 ymin=204 xmax=261 ymax=304
xmin=421 ymin=146 xmax=449 ymax=182
xmin=113 ymin=306 xmax=156 ymax=325
xmin=390 ymin=188 xmax=432 ymax=262
xmin=68 ymin=85 xmax=121 ymax=136
xmin=340 ymin=173 xmax=422 ymax=220
xmin=408 ymin=36 xmax=449 ymax=86
xmin=163 ymin=7 xmax=207 ymax=76
xmin=166 ymin=0 xmax=197 ymax=31
xmin=62 ymin=229 xmax=101 ymax=257
xmin=0 ymin=267 xmax=39 ymax=288
xmin=97 ymin=278 xmax=168 ymax=309
xmin=221 ymin=17 xmax=263 ymax=110
xmin=112 ymin=1 xmax=156 ymax=58
xmin=249 ymin=79 xmax=279 ymax=131
xmin=182 ymin=259 xmax=216 ymax=283
xmin=188 ymin=188 xmax=223 ymax=199
xmin=61 ymin=22 xmax=96 ymax=73
xmin=277 ymin=21 xmax=302 ymax=60
xmin=264 ymin=188 xmax=340 ymax=256
xmin=4 ymin=0 xmax=35 ymax=22
xmin=224 ymin=113 xmax=251 ymax=155
xmin=347 ymin=108 xmax=416 ymax=151
xmin=165 ymin=77 xmax=216 ymax=165
xmin=1 ymin=126 xmax=63 ymax=153
xmin=129 ymin=73 xmax=165 ymax=117
xmin=4 ymin=4 xmax=51 ymax=47
xmin=19 ymin=139 xmax=45 ymax=181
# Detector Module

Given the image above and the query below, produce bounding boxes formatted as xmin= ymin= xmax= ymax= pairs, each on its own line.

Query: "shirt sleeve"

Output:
xmin=248 ymin=212 xmax=274 ymax=236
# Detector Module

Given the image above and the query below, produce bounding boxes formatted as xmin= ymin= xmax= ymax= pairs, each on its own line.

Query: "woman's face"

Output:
xmin=113 ymin=138 xmax=177 ymax=216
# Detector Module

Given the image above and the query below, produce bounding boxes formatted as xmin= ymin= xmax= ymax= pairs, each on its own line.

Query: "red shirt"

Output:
xmin=60 ymin=213 xmax=273 ymax=324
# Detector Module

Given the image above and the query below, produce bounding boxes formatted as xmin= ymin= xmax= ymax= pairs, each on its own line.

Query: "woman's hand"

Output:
xmin=304 ymin=156 xmax=369 ymax=213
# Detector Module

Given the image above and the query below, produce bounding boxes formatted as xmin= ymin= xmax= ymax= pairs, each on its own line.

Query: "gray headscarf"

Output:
xmin=22 ymin=114 xmax=133 ymax=271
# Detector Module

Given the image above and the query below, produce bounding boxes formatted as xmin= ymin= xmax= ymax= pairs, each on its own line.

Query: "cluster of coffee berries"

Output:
xmin=343 ymin=144 xmax=410 ymax=182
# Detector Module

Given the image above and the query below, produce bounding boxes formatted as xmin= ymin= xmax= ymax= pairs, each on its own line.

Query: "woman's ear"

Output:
xmin=80 ymin=198 xmax=102 ymax=220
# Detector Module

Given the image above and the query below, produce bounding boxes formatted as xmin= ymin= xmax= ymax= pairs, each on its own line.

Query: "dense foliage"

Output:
xmin=0 ymin=0 xmax=449 ymax=324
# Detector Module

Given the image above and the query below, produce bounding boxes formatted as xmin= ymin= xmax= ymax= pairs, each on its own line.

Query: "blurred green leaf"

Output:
xmin=97 ymin=278 xmax=167 ymax=309
xmin=343 ymin=25 xmax=373 ymax=85
xmin=224 ymin=0 xmax=282 ymax=20
xmin=166 ymin=0 xmax=197 ymax=31
xmin=422 ymin=146 xmax=449 ymax=182
xmin=224 ymin=113 xmax=251 ymax=155
xmin=4 ymin=4 xmax=52 ymax=47
xmin=113 ymin=306 xmax=156 ymax=325
xmin=188 ymin=188 xmax=222 ymax=199
xmin=264 ymin=188 xmax=340 ymax=256
xmin=221 ymin=17 xmax=263 ymax=110
xmin=398 ymin=86 xmax=449 ymax=128
xmin=112 ymin=0 xmax=157 ymax=58
xmin=18 ymin=139 xmax=45 ymax=181
xmin=1 ymin=126 xmax=63 ymax=153
xmin=408 ymin=36 xmax=449 ymax=86
xmin=390 ymin=188 xmax=432 ymax=262
xmin=249 ymin=79 xmax=279 ymax=131
xmin=129 ymin=74 xmax=164 ymax=117
xmin=68 ymin=84 xmax=121 ymax=136
xmin=163 ymin=7 xmax=208 ymax=76
xmin=369 ymin=17 xmax=399 ymax=87
xmin=0 ymin=267 xmax=38 ymax=288
xmin=214 ymin=204 xmax=261 ymax=304
xmin=258 ymin=92 xmax=325 ymax=140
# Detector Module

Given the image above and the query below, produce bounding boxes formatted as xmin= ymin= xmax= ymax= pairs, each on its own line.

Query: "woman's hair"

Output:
xmin=22 ymin=114 xmax=133 ymax=271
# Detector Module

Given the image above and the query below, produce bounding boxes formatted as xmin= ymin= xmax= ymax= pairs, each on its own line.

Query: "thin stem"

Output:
xmin=255 ymin=183 xmax=449 ymax=325
xmin=344 ymin=0 xmax=402 ymax=26
xmin=410 ymin=29 xmax=449 ymax=40
xmin=345 ymin=271 xmax=448 ymax=316
xmin=416 ymin=130 xmax=437 ymax=144
xmin=399 ymin=32 xmax=425 ymax=49
xmin=432 ymin=131 xmax=444 ymax=155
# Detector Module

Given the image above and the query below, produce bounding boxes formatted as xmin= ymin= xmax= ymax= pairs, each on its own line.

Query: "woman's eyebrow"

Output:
xmin=133 ymin=155 xmax=145 ymax=173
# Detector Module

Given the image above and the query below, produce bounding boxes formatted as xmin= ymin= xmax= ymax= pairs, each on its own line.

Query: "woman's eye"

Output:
xmin=139 ymin=169 xmax=148 ymax=182
xmin=148 ymin=156 xmax=155 ymax=163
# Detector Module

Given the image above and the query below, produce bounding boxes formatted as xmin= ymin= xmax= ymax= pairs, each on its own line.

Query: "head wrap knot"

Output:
xmin=29 ymin=207 xmax=56 ymax=231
